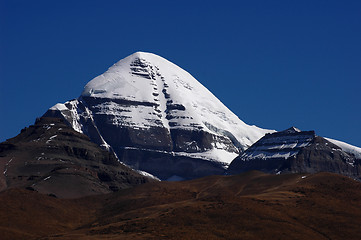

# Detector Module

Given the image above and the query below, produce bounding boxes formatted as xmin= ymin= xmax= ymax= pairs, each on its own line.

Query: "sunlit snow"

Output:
xmin=325 ymin=138 xmax=361 ymax=159
xmin=50 ymin=52 xmax=275 ymax=165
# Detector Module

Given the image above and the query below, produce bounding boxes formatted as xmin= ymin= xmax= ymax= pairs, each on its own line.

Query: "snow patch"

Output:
xmin=49 ymin=135 xmax=57 ymax=140
xmin=43 ymin=176 xmax=51 ymax=181
xmin=50 ymin=103 xmax=68 ymax=111
xmin=136 ymin=170 xmax=160 ymax=181
xmin=245 ymin=150 xmax=298 ymax=160
xmin=46 ymin=135 xmax=57 ymax=144
xmin=3 ymin=158 xmax=13 ymax=175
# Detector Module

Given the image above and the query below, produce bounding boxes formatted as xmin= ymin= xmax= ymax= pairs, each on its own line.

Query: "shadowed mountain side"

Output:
xmin=0 ymin=117 xmax=152 ymax=198
xmin=1 ymin=171 xmax=361 ymax=239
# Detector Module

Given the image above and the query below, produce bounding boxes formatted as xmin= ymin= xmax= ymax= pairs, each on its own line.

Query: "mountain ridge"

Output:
xmin=228 ymin=127 xmax=361 ymax=180
xmin=40 ymin=51 xmax=361 ymax=180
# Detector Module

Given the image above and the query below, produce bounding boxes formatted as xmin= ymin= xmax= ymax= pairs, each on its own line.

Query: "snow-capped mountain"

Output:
xmin=44 ymin=52 xmax=273 ymax=180
xmin=228 ymin=127 xmax=361 ymax=180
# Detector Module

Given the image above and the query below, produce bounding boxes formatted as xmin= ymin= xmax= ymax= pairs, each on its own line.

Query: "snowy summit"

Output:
xmin=45 ymin=52 xmax=274 ymax=179
xmin=81 ymin=52 xmax=272 ymax=150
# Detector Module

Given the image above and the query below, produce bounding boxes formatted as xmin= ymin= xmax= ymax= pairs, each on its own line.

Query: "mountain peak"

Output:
xmin=282 ymin=127 xmax=301 ymax=134
xmin=130 ymin=51 xmax=161 ymax=58
xmin=45 ymin=52 xmax=274 ymax=179
xmin=81 ymin=51 xmax=184 ymax=100
xmin=119 ymin=51 xmax=165 ymax=65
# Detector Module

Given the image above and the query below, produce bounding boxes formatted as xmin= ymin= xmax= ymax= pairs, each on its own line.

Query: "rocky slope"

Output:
xmin=44 ymin=52 xmax=273 ymax=180
xmin=228 ymin=127 xmax=361 ymax=180
xmin=0 ymin=117 xmax=151 ymax=198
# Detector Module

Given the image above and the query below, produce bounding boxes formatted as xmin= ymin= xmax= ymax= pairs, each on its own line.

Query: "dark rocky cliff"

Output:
xmin=0 ymin=117 xmax=152 ymax=198
xmin=44 ymin=101 xmax=231 ymax=180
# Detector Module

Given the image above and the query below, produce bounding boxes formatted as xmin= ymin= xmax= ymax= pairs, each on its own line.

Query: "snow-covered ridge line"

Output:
xmin=136 ymin=170 xmax=160 ymax=181
xmin=325 ymin=138 xmax=361 ymax=159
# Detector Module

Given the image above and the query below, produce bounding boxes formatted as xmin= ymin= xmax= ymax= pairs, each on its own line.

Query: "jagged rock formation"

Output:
xmin=44 ymin=52 xmax=273 ymax=180
xmin=228 ymin=127 xmax=361 ymax=180
xmin=0 ymin=117 xmax=152 ymax=198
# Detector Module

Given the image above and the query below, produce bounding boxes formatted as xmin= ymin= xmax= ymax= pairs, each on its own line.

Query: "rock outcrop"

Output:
xmin=0 ymin=117 xmax=152 ymax=198
xmin=228 ymin=127 xmax=361 ymax=180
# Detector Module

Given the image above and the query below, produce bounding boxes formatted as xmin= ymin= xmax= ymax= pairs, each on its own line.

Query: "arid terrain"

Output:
xmin=1 ymin=171 xmax=361 ymax=240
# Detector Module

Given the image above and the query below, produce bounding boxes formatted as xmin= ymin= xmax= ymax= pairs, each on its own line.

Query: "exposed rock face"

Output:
xmin=0 ymin=117 xmax=152 ymax=198
xmin=228 ymin=127 xmax=361 ymax=180
xmin=44 ymin=52 xmax=273 ymax=180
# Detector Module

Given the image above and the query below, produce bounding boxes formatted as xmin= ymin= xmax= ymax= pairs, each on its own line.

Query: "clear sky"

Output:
xmin=1 ymin=0 xmax=360 ymax=147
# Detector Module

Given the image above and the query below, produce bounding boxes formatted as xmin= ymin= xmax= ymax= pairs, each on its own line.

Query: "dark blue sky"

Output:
xmin=1 ymin=0 xmax=360 ymax=147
